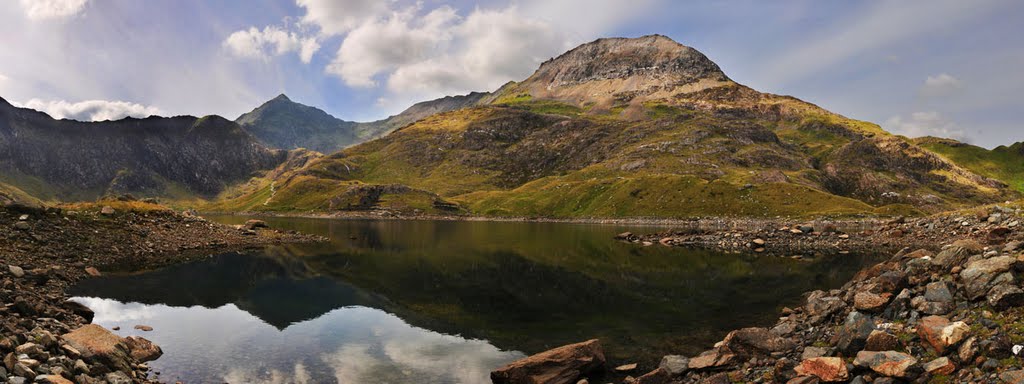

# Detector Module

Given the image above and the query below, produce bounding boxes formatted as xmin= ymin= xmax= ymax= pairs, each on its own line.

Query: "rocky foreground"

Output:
xmin=0 ymin=202 xmax=322 ymax=383
xmin=493 ymin=205 xmax=1024 ymax=383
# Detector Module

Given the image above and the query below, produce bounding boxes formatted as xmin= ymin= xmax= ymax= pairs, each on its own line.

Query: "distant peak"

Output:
xmin=272 ymin=94 xmax=291 ymax=102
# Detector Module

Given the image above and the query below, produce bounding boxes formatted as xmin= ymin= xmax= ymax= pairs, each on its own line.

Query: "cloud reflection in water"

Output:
xmin=72 ymin=297 xmax=523 ymax=384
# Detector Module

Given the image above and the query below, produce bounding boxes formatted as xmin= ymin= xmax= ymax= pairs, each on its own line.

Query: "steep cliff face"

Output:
xmin=0 ymin=97 xmax=285 ymax=200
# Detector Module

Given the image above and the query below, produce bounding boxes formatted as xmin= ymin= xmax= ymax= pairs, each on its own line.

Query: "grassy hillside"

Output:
xmin=917 ymin=137 xmax=1024 ymax=193
xmin=203 ymin=36 xmax=1012 ymax=218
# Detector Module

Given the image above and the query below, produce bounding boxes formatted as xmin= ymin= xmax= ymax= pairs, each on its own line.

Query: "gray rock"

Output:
xmin=932 ymin=240 xmax=983 ymax=269
xmin=836 ymin=312 xmax=875 ymax=355
xmin=13 ymin=221 xmax=29 ymax=230
xmin=801 ymin=346 xmax=828 ymax=360
xmin=961 ymin=256 xmax=1018 ymax=299
xmin=658 ymin=355 xmax=689 ymax=376
xmin=987 ymin=283 xmax=1024 ymax=309
xmin=105 ymin=371 xmax=132 ymax=384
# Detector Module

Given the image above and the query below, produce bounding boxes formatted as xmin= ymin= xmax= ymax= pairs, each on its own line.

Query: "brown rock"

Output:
xmin=794 ymin=357 xmax=848 ymax=382
xmin=688 ymin=348 xmax=736 ymax=371
xmin=490 ymin=339 xmax=605 ymax=384
xmin=864 ymin=330 xmax=901 ymax=351
xmin=244 ymin=219 xmax=268 ymax=230
xmin=852 ymin=350 xmax=918 ymax=378
xmin=84 ymin=267 xmax=101 ymax=277
xmin=634 ymin=368 xmax=670 ymax=384
xmin=615 ymin=363 xmax=638 ymax=372
xmin=124 ymin=336 xmax=163 ymax=362
xmin=36 ymin=375 xmax=74 ymax=384
xmin=854 ymin=291 xmax=892 ymax=312
xmin=1001 ymin=370 xmax=1024 ymax=384
xmin=134 ymin=325 xmax=154 ymax=332
xmin=786 ymin=377 xmax=821 ymax=384
xmin=932 ymin=239 xmax=983 ymax=269
xmin=100 ymin=206 xmax=115 ymax=216
xmin=922 ymin=357 xmax=955 ymax=376
xmin=61 ymin=324 xmax=133 ymax=373
xmin=917 ymin=316 xmax=969 ymax=355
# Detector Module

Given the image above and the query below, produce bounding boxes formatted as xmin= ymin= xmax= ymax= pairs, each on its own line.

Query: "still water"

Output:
xmin=70 ymin=217 xmax=880 ymax=383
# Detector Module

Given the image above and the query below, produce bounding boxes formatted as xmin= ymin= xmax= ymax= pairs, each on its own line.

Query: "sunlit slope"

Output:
xmin=206 ymin=36 xmax=1013 ymax=217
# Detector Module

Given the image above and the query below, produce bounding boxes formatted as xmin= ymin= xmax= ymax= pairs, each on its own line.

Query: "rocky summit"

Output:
xmin=208 ymin=35 xmax=1015 ymax=218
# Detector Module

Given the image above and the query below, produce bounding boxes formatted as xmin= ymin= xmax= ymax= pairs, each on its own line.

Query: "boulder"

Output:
xmin=84 ymin=267 xmax=101 ymax=277
xmin=1001 ymin=370 xmax=1024 ymax=384
xmin=62 ymin=300 xmax=95 ymax=323
xmin=794 ymin=357 xmax=848 ymax=382
xmin=34 ymin=376 xmax=73 ymax=384
xmin=932 ymin=240 xmax=983 ymax=269
xmin=124 ymin=336 xmax=162 ymax=362
xmin=688 ymin=347 xmax=736 ymax=371
xmin=8 ymin=265 xmax=25 ymax=278
xmin=633 ymin=368 xmax=670 ymax=384
xmin=490 ymin=339 xmax=605 ymax=384
xmin=835 ymin=312 xmax=875 ymax=355
xmin=915 ymin=281 xmax=955 ymax=315
xmin=60 ymin=324 xmax=133 ymax=373
xmin=658 ymin=355 xmax=689 ymax=376
xmin=805 ymin=291 xmax=844 ymax=323
xmin=961 ymin=256 xmax=1018 ymax=299
xmin=922 ymin=357 xmax=955 ymax=376
xmin=244 ymin=219 xmax=268 ymax=230
xmin=864 ymin=330 xmax=901 ymax=352
xmin=853 ymin=292 xmax=891 ymax=312
xmin=99 ymin=206 xmax=115 ymax=216
xmin=987 ymin=283 xmax=1024 ymax=309
xmin=917 ymin=316 xmax=969 ymax=355
xmin=852 ymin=351 xmax=918 ymax=379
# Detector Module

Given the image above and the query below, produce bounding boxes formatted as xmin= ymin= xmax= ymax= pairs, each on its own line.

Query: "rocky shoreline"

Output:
xmin=491 ymin=204 xmax=1024 ymax=383
xmin=618 ymin=206 xmax=1023 ymax=258
xmin=0 ymin=203 xmax=323 ymax=384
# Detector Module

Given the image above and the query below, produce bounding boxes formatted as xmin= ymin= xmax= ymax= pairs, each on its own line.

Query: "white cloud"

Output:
xmin=15 ymin=98 xmax=163 ymax=121
xmin=920 ymin=73 xmax=963 ymax=97
xmin=323 ymin=3 xmax=569 ymax=103
xmin=18 ymin=0 xmax=88 ymax=21
xmin=224 ymin=25 xmax=320 ymax=64
xmin=325 ymin=5 xmax=460 ymax=88
xmin=296 ymin=0 xmax=390 ymax=36
xmin=884 ymin=111 xmax=966 ymax=141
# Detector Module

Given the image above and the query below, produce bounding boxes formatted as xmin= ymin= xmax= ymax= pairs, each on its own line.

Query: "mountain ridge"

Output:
xmin=206 ymin=35 xmax=1016 ymax=217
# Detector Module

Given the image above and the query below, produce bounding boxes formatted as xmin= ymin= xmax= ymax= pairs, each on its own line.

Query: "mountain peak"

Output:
xmin=534 ymin=35 xmax=728 ymax=86
xmin=509 ymin=35 xmax=731 ymax=106
xmin=272 ymin=93 xmax=291 ymax=102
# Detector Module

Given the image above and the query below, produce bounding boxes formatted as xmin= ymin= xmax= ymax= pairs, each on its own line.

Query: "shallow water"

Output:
xmin=70 ymin=217 xmax=881 ymax=383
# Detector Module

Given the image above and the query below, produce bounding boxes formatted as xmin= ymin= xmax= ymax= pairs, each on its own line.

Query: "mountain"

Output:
xmin=235 ymin=94 xmax=361 ymax=154
xmin=236 ymin=92 xmax=489 ymax=153
xmin=916 ymin=136 xmax=1024 ymax=193
xmin=208 ymin=35 xmax=1014 ymax=218
xmin=0 ymin=97 xmax=286 ymax=201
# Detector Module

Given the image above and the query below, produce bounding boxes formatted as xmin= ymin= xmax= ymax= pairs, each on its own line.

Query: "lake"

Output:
xmin=69 ymin=216 xmax=880 ymax=383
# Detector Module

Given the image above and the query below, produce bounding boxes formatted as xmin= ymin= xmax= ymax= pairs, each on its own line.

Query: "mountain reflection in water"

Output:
xmin=71 ymin=217 xmax=884 ymax=383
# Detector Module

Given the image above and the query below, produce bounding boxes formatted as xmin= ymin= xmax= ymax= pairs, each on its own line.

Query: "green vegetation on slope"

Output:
xmin=917 ymin=137 xmax=1024 ymax=193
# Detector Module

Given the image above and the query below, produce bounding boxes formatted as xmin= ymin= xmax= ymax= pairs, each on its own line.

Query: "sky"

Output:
xmin=0 ymin=0 xmax=1021 ymax=148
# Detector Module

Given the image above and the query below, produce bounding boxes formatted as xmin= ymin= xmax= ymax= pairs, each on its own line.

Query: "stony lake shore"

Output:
xmin=5 ymin=201 xmax=1024 ymax=383
xmin=0 ymin=203 xmax=322 ymax=384
xmin=491 ymin=204 xmax=1024 ymax=384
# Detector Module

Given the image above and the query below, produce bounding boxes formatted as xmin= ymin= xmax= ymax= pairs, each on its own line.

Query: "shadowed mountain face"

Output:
xmin=235 ymin=92 xmax=489 ymax=154
xmin=212 ymin=35 xmax=1016 ymax=217
xmin=0 ymin=97 xmax=285 ymax=200
xmin=235 ymin=94 xmax=361 ymax=154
